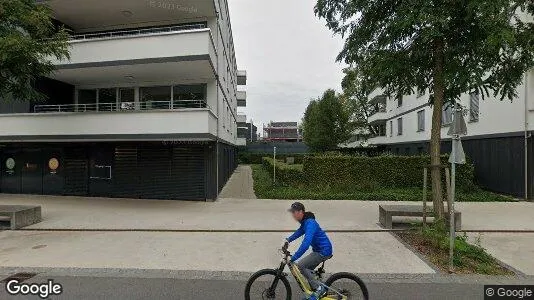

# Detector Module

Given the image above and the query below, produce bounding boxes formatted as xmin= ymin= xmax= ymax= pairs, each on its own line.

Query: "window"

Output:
xmin=417 ymin=110 xmax=425 ymax=132
xmin=173 ymin=84 xmax=206 ymax=108
xmin=470 ymin=92 xmax=480 ymax=122
xmin=389 ymin=121 xmax=393 ymax=137
xmin=397 ymin=94 xmax=403 ymax=107
xmin=98 ymin=88 xmax=116 ymax=111
xmin=140 ymin=86 xmax=171 ymax=109
xmin=397 ymin=118 xmax=403 ymax=135
xmin=78 ymin=90 xmax=97 ymax=112
xmin=442 ymin=104 xmax=453 ymax=125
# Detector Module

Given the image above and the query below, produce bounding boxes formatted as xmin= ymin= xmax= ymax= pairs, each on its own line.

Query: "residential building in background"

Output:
xmin=263 ymin=122 xmax=303 ymax=142
xmin=237 ymin=115 xmax=257 ymax=146
xmin=367 ymin=69 xmax=534 ymax=198
xmin=0 ymin=0 xmax=246 ymax=201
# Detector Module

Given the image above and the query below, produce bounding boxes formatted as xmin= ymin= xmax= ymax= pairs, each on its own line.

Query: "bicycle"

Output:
xmin=245 ymin=243 xmax=369 ymax=300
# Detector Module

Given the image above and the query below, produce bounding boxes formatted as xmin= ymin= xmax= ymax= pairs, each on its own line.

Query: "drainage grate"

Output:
xmin=0 ymin=272 xmax=38 ymax=283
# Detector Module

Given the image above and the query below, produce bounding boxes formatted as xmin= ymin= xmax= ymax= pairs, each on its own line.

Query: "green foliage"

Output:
xmin=251 ymin=164 xmax=514 ymax=202
xmin=341 ymin=67 xmax=378 ymax=136
xmin=302 ymin=89 xmax=355 ymax=152
xmin=238 ymin=152 xmax=308 ymax=165
xmin=315 ymin=0 xmax=534 ymax=103
xmin=261 ymin=157 xmax=304 ymax=186
xmin=0 ymin=0 xmax=70 ymax=101
xmin=303 ymin=155 xmax=475 ymax=190
xmin=415 ymin=222 xmax=512 ymax=274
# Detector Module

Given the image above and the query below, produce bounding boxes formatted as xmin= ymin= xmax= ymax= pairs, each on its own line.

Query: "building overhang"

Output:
xmin=47 ymin=29 xmax=217 ymax=86
xmin=237 ymin=91 xmax=247 ymax=107
xmin=237 ymin=70 xmax=247 ymax=85
xmin=38 ymin=0 xmax=217 ymax=33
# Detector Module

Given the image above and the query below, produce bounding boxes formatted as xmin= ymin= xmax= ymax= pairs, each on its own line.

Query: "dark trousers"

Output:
xmin=297 ymin=252 xmax=331 ymax=290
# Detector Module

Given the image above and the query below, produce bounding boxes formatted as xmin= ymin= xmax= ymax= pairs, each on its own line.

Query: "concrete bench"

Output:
xmin=379 ymin=205 xmax=461 ymax=230
xmin=0 ymin=205 xmax=42 ymax=230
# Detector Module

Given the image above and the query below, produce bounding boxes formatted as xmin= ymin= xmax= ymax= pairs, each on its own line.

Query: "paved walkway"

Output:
xmin=0 ymin=195 xmax=533 ymax=275
xmin=218 ymin=165 xmax=256 ymax=199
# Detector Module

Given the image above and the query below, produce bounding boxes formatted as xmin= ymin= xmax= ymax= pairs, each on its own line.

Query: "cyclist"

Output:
xmin=284 ymin=202 xmax=333 ymax=300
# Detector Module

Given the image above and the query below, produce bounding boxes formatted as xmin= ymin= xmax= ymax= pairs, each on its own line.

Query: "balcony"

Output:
xmin=237 ymin=70 xmax=247 ymax=85
xmin=368 ymin=104 xmax=388 ymax=124
xmin=367 ymin=135 xmax=389 ymax=145
xmin=48 ymin=25 xmax=217 ymax=86
xmin=237 ymin=91 xmax=247 ymax=107
xmin=0 ymin=101 xmax=217 ymax=142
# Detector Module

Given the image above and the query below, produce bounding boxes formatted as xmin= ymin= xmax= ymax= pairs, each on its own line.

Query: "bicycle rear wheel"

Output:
xmin=324 ymin=272 xmax=369 ymax=300
xmin=245 ymin=269 xmax=291 ymax=300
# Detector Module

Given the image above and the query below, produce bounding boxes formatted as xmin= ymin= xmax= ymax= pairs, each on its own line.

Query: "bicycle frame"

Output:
xmin=271 ymin=252 xmax=347 ymax=300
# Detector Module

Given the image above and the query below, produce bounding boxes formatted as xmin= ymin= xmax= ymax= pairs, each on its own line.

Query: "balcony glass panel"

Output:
xmin=140 ymin=86 xmax=172 ymax=110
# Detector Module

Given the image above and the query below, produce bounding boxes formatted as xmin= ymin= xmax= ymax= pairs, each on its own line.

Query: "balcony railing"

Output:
xmin=70 ymin=24 xmax=207 ymax=41
xmin=33 ymin=100 xmax=208 ymax=113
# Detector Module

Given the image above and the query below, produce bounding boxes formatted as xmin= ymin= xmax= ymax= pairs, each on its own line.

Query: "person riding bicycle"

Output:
xmin=284 ymin=202 xmax=333 ymax=300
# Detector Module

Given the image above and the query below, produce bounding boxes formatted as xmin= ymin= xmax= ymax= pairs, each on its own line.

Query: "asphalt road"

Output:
xmin=0 ymin=275 xmax=509 ymax=300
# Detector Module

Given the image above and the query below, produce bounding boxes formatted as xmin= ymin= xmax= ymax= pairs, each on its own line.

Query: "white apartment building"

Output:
xmin=0 ymin=0 xmax=246 ymax=200
xmin=367 ymin=69 xmax=534 ymax=198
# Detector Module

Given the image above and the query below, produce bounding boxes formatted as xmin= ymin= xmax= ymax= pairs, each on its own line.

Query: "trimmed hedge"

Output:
xmin=239 ymin=152 xmax=308 ymax=164
xmin=262 ymin=157 xmax=305 ymax=186
xmin=302 ymin=155 xmax=475 ymax=190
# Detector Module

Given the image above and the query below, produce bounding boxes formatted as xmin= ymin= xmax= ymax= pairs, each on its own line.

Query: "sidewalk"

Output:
xmin=218 ymin=165 xmax=256 ymax=199
xmin=0 ymin=194 xmax=533 ymax=275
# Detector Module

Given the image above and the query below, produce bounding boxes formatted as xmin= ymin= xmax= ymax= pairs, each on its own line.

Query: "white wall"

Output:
xmin=0 ymin=110 xmax=217 ymax=139
xmin=372 ymin=69 xmax=534 ymax=145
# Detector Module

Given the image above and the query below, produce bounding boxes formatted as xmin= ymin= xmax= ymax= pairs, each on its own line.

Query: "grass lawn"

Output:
xmin=251 ymin=164 xmax=515 ymax=202
xmin=396 ymin=224 xmax=514 ymax=275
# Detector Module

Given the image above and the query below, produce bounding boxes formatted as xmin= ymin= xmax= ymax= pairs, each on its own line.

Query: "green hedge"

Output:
xmin=302 ymin=155 xmax=475 ymax=190
xmin=239 ymin=152 xmax=308 ymax=164
xmin=262 ymin=157 xmax=305 ymax=186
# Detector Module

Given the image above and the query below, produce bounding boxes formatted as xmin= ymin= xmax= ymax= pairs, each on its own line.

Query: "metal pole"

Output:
xmin=273 ymin=147 xmax=277 ymax=183
xmin=449 ymin=103 xmax=458 ymax=273
xmin=423 ymin=168 xmax=428 ymax=229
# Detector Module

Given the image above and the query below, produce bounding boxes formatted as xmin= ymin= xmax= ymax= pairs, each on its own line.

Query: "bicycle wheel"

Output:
xmin=245 ymin=269 xmax=292 ymax=300
xmin=324 ymin=272 xmax=369 ymax=300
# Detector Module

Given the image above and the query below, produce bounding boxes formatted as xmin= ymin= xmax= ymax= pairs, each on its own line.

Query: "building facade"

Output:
xmin=0 ymin=0 xmax=246 ymax=200
xmin=367 ymin=69 xmax=534 ymax=198
xmin=263 ymin=122 xmax=302 ymax=142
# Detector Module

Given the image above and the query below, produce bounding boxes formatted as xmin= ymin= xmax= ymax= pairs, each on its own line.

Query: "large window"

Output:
xmin=140 ymin=86 xmax=171 ymax=110
xmin=469 ymin=92 xmax=480 ymax=122
xmin=389 ymin=121 xmax=393 ymax=137
xmin=98 ymin=88 xmax=116 ymax=111
xmin=397 ymin=118 xmax=403 ymax=136
xmin=417 ymin=110 xmax=425 ymax=132
xmin=442 ymin=104 xmax=453 ymax=125
xmin=173 ymin=84 xmax=206 ymax=108
xmin=78 ymin=89 xmax=97 ymax=112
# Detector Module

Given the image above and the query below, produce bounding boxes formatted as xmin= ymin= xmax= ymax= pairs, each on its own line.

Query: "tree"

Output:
xmin=0 ymin=0 xmax=70 ymax=101
xmin=341 ymin=67 xmax=378 ymax=136
xmin=303 ymin=89 xmax=355 ymax=152
xmin=315 ymin=0 xmax=534 ymax=218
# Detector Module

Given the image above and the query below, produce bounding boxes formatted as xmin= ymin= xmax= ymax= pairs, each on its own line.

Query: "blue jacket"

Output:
xmin=287 ymin=212 xmax=333 ymax=261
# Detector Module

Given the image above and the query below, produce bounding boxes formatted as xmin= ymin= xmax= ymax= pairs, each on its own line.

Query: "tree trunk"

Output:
xmin=431 ymin=39 xmax=445 ymax=219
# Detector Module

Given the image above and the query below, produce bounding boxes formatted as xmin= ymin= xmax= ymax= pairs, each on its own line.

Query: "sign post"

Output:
xmin=447 ymin=102 xmax=467 ymax=273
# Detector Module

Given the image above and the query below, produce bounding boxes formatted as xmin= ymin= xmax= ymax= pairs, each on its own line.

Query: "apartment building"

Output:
xmin=0 ymin=0 xmax=247 ymax=200
xmin=367 ymin=69 xmax=533 ymax=198
xmin=263 ymin=122 xmax=303 ymax=142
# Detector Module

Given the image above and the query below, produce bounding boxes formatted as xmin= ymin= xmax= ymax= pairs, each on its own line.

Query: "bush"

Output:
xmin=262 ymin=157 xmax=305 ymax=186
xmin=302 ymin=155 xmax=475 ymax=190
xmin=238 ymin=152 xmax=308 ymax=164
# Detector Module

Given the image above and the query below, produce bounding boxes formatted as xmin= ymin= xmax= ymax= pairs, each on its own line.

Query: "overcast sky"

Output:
xmin=228 ymin=0 xmax=346 ymax=132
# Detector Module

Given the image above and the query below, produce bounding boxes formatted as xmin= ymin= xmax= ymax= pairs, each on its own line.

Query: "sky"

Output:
xmin=228 ymin=0 xmax=346 ymax=133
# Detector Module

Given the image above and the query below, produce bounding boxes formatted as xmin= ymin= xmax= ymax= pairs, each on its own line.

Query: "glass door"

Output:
xmin=119 ymin=88 xmax=135 ymax=110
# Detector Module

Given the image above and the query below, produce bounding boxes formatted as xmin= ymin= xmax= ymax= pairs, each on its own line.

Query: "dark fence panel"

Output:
xmin=245 ymin=142 xmax=309 ymax=154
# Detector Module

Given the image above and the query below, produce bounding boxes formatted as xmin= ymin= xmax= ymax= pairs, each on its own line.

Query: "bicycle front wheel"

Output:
xmin=324 ymin=272 xmax=369 ymax=300
xmin=244 ymin=269 xmax=291 ymax=300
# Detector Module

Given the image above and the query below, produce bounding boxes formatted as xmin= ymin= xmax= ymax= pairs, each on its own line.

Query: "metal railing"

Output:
xmin=70 ymin=23 xmax=207 ymax=41
xmin=33 ymin=100 xmax=208 ymax=113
